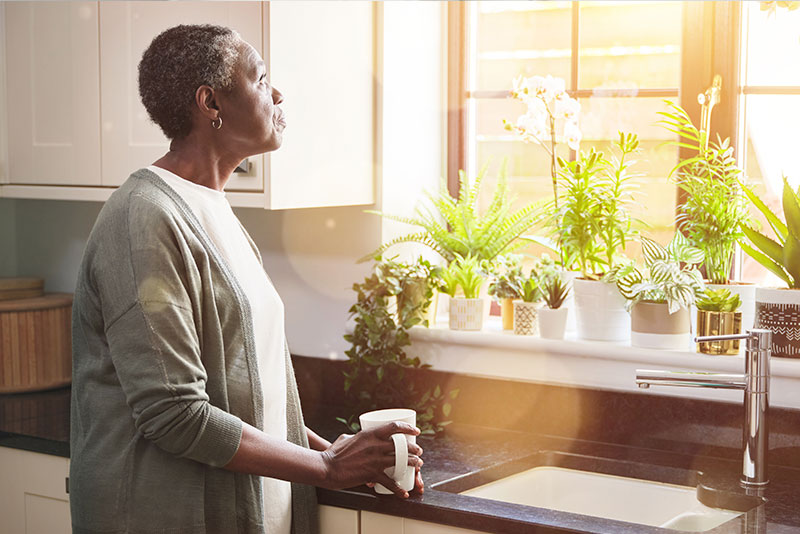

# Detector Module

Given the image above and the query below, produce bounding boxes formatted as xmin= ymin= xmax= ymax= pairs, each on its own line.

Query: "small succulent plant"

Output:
xmin=541 ymin=274 xmax=570 ymax=309
xmin=696 ymin=288 xmax=742 ymax=312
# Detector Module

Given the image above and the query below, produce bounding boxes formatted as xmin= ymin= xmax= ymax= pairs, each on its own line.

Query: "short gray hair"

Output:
xmin=138 ymin=24 xmax=241 ymax=140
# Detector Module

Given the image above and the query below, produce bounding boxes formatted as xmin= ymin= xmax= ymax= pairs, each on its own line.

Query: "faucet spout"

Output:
xmin=634 ymin=328 xmax=772 ymax=487
xmin=635 ymin=370 xmax=746 ymax=390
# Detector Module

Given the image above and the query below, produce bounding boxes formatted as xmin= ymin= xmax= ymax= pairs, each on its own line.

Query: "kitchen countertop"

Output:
xmin=2 ymin=386 xmax=800 ymax=533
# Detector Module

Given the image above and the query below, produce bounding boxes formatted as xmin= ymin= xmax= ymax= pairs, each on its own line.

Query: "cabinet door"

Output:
xmin=362 ymin=511 xmax=486 ymax=534
xmin=99 ymin=1 xmax=263 ymax=191
xmin=5 ymin=2 xmax=101 ymax=186
xmin=0 ymin=447 xmax=70 ymax=534
xmin=319 ymin=504 xmax=359 ymax=534
xmin=267 ymin=1 xmax=375 ymax=209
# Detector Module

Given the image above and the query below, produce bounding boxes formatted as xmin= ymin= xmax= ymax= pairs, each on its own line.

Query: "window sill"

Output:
xmin=407 ymin=317 xmax=800 ymax=410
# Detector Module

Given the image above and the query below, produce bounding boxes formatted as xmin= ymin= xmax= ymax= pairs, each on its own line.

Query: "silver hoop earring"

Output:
xmin=211 ymin=117 xmax=222 ymax=130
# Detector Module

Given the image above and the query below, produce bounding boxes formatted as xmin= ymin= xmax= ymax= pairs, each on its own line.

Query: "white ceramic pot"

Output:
xmin=754 ymin=287 xmax=800 ymax=358
xmin=573 ymin=279 xmax=630 ymax=342
xmin=449 ymin=298 xmax=484 ymax=331
xmin=512 ymin=300 xmax=538 ymax=335
xmin=562 ymin=271 xmax=580 ymax=335
xmin=538 ymin=307 xmax=568 ymax=340
xmin=631 ymin=301 xmax=691 ymax=350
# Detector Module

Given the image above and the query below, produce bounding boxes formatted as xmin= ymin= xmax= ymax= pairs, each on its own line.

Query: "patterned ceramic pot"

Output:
xmin=513 ymin=300 xmax=538 ymax=336
xmin=755 ymin=287 xmax=800 ymax=358
xmin=448 ymin=298 xmax=484 ymax=331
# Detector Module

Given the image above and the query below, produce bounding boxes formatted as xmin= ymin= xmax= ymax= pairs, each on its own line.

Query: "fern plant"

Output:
xmin=361 ymin=162 xmax=541 ymax=263
xmin=616 ymin=233 xmax=706 ymax=314
xmin=659 ymin=101 xmax=750 ymax=284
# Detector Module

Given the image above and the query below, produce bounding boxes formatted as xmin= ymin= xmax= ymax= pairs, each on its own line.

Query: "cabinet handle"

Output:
xmin=234 ymin=158 xmax=250 ymax=173
xmin=65 ymin=477 xmax=69 ymax=494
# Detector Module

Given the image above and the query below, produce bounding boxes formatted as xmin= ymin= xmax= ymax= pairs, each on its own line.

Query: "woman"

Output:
xmin=70 ymin=24 xmax=422 ymax=534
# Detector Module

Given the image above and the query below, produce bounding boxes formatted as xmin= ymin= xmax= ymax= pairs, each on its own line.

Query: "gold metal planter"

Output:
xmin=696 ymin=310 xmax=742 ymax=355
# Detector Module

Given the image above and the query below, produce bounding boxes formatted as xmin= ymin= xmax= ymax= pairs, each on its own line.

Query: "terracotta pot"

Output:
xmin=449 ymin=298 xmax=484 ymax=331
xmin=696 ymin=310 xmax=742 ymax=355
xmin=573 ymin=279 xmax=630 ymax=341
xmin=500 ymin=298 xmax=514 ymax=330
xmin=630 ymin=301 xmax=691 ymax=350
xmin=538 ymin=307 xmax=568 ymax=340
xmin=513 ymin=300 xmax=538 ymax=335
xmin=755 ymin=287 xmax=800 ymax=358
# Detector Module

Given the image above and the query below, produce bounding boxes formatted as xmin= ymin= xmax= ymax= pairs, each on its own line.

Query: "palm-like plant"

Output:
xmin=361 ymin=162 xmax=541 ymax=263
xmin=659 ymin=101 xmax=750 ymax=284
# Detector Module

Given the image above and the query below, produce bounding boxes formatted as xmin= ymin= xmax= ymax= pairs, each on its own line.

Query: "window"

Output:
xmin=462 ymin=1 xmax=683 ymax=262
xmin=737 ymin=1 xmax=800 ymax=285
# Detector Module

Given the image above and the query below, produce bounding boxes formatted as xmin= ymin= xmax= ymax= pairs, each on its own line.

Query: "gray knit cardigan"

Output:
xmin=70 ymin=168 xmax=318 ymax=534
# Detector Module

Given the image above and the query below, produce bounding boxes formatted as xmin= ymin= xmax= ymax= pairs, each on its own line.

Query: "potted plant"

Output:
xmin=488 ymin=254 xmax=524 ymax=330
xmin=548 ymin=133 xmax=641 ymax=342
xmin=439 ymin=255 xmax=486 ymax=331
xmin=340 ymin=259 xmax=458 ymax=436
xmin=380 ymin=256 xmax=441 ymax=328
xmin=616 ymin=233 xmax=706 ymax=350
xmin=538 ymin=272 xmax=570 ymax=340
xmin=739 ymin=176 xmax=800 ymax=358
xmin=696 ymin=288 xmax=743 ymax=355
xmin=361 ymin=161 xmax=540 ymax=264
xmin=660 ymin=101 xmax=755 ymax=330
xmin=511 ymin=271 xmax=541 ymax=336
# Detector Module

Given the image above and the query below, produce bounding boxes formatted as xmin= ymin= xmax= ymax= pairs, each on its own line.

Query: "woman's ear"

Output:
xmin=195 ymin=85 xmax=219 ymax=119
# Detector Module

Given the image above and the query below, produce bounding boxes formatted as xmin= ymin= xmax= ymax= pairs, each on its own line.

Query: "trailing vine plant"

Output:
xmin=338 ymin=257 xmax=459 ymax=436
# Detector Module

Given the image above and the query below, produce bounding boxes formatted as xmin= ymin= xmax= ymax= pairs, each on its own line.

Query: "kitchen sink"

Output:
xmin=433 ymin=451 xmax=762 ymax=532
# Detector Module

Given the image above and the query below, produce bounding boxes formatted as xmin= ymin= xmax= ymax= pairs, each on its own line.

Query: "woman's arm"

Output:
xmin=224 ymin=421 xmax=422 ymax=498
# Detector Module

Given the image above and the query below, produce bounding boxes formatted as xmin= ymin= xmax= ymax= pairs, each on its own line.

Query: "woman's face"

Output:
xmin=216 ymin=41 xmax=285 ymax=156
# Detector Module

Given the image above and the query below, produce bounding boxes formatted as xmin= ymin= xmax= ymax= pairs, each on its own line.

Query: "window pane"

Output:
xmin=472 ymin=96 xmax=677 ymax=260
xmin=743 ymin=2 xmax=800 ymax=86
xmin=740 ymin=94 xmax=800 ymax=285
xmin=473 ymin=1 xmax=572 ymax=91
xmin=578 ymin=1 xmax=681 ymax=90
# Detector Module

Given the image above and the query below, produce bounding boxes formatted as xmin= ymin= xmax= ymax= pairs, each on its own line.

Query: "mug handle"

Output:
xmin=390 ymin=433 xmax=408 ymax=481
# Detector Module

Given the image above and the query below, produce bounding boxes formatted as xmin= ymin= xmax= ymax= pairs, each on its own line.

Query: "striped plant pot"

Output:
xmin=755 ymin=287 xmax=800 ymax=358
xmin=513 ymin=300 xmax=538 ymax=336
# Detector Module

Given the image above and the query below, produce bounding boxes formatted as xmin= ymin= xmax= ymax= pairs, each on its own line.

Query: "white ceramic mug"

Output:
xmin=359 ymin=408 xmax=416 ymax=494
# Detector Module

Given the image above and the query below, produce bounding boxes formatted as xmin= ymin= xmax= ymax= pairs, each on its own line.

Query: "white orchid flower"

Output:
xmin=517 ymin=110 xmax=547 ymax=142
xmin=541 ymin=75 xmax=566 ymax=103
xmin=555 ymin=96 xmax=581 ymax=122
xmin=527 ymin=75 xmax=547 ymax=99
xmin=511 ymin=75 xmax=530 ymax=99
xmin=564 ymin=121 xmax=582 ymax=151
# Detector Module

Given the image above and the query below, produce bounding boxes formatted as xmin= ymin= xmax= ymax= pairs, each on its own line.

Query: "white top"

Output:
xmin=148 ymin=166 xmax=291 ymax=534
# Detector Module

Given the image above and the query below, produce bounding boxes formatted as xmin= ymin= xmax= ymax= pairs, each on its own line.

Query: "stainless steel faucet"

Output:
xmin=635 ymin=329 xmax=772 ymax=487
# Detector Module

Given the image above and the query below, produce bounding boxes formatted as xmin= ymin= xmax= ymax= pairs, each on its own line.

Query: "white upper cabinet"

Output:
xmin=99 ymin=1 xmax=263 ymax=191
xmin=5 ymin=2 xmax=101 ymax=186
xmin=266 ymin=1 xmax=375 ymax=209
xmin=1 ymin=1 xmax=375 ymax=209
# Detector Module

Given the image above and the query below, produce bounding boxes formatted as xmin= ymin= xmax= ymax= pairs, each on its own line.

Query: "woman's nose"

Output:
xmin=272 ymin=86 xmax=283 ymax=105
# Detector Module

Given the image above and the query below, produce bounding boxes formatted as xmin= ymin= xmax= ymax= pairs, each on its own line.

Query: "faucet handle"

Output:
xmin=696 ymin=329 xmax=772 ymax=352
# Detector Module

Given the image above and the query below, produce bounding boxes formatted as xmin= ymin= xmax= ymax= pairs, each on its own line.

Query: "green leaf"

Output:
xmin=783 ymin=234 xmax=800 ymax=288
xmin=739 ymin=240 xmax=792 ymax=286
xmin=741 ymin=224 xmax=784 ymax=266
xmin=376 ymin=366 xmax=384 ymax=382
xmin=741 ymin=180 xmax=788 ymax=242
xmin=783 ymin=177 xmax=800 ymax=241
xmin=449 ymin=388 xmax=460 ymax=399
xmin=442 ymin=403 xmax=452 ymax=417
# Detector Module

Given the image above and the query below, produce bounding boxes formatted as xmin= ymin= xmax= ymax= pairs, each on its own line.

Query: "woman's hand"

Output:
xmin=320 ymin=421 xmax=423 ymax=498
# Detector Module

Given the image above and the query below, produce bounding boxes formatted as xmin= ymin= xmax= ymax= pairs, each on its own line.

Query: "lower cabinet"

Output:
xmin=320 ymin=504 xmax=360 ymax=534
xmin=361 ymin=511 xmax=485 ymax=534
xmin=0 ymin=447 xmax=71 ymax=534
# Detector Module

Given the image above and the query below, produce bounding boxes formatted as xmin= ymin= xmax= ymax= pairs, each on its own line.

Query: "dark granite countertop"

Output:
xmin=3 ymin=385 xmax=800 ymax=533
